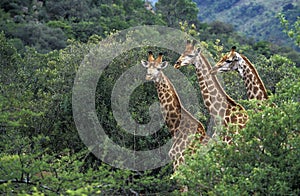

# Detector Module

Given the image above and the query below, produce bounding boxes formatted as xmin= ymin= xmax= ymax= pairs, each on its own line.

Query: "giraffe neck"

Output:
xmin=154 ymin=72 xmax=206 ymax=135
xmin=241 ymin=56 xmax=268 ymax=100
xmin=154 ymin=72 xmax=182 ymax=134
xmin=154 ymin=72 xmax=208 ymax=170
xmin=194 ymin=54 xmax=241 ymax=120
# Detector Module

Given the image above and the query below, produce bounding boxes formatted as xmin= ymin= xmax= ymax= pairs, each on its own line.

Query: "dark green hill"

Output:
xmin=194 ymin=0 xmax=299 ymax=49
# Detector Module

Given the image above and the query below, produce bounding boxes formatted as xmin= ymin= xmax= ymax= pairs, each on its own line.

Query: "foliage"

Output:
xmin=0 ymin=33 xmax=178 ymax=194
xmin=194 ymin=0 xmax=299 ymax=50
xmin=155 ymin=0 xmax=199 ymax=27
xmin=278 ymin=13 xmax=300 ymax=47
xmin=1 ymin=1 xmax=300 ymax=195
xmin=0 ymin=148 xmax=175 ymax=195
xmin=0 ymin=0 xmax=165 ymax=52
xmin=173 ymin=87 xmax=300 ymax=195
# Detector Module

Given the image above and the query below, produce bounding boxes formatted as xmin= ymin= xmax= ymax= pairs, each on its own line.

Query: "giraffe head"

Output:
xmin=141 ymin=51 xmax=168 ymax=82
xmin=174 ymin=40 xmax=201 ymax=69
xmin=211 ymin=46 xmax=245 ymax=77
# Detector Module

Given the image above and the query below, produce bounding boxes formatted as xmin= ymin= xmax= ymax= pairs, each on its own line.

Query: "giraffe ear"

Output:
xmin=196 ymin=47 xmax=201 ymax=53
xmin=141 ymin=60 xmax=149 ymax=68
xmin=160 ymin=61 xmax=169 ymax=69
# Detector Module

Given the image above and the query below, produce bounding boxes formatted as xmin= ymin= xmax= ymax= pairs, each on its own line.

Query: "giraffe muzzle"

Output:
xmin=174 ymin=63 xmax=181 ymax=69
xmin=145 ymin=74 xmax=152 ymax=81
xmin=210 ymin=66 xmax=218 ymax=75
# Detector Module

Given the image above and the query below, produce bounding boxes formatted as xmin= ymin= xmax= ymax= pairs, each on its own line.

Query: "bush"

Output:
xmin=173 ymin=81 xmax=300 ymax=195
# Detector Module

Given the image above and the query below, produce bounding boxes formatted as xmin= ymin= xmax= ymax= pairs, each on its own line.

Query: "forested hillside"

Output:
xmin=1 ymin=0 xmax=299 ymax=195
xmin=0 ymin=0 xmax=167 ymax=53
xmin=193 ymin=0 xmax=300 ymax=50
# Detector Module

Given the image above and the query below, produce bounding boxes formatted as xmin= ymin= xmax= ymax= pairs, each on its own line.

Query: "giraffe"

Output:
xmin=211 ymin=46 xmax=269 ymax=101
xmin=174 ymin=40 xmax=248 ymax=142
xmin=141 ymin=51 xmax=209 ymax=170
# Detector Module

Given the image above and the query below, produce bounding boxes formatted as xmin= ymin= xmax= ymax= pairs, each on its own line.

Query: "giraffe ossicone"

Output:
xmin=141 ymin=51 xmax=209 ymax=170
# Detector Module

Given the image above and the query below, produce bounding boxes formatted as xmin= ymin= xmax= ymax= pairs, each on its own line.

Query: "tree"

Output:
xmin=156 ymin=0 xmax=199 ymax=27
xmin=278 ymin=13 xmax=300 ymax=47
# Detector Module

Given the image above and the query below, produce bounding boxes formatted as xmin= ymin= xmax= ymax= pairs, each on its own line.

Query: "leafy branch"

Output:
xmin=278 ymin=13 xmax=300 ymax=47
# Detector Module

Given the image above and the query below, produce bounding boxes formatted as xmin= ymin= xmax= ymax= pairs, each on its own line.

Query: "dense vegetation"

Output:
xmin=1 ymin=0 xmax=299 ymax=195
xmin=193 ymin=0 xmax=300 ymax=51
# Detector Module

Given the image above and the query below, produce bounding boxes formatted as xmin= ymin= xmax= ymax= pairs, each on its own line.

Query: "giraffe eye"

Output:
xmin=233 ymin=56 xmax=239 ymax=61
xmin=225 ymin=60 xmax=232 ymax=63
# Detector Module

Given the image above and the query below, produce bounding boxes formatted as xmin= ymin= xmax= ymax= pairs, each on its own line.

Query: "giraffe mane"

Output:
xmin=221 ymin=54 xmax=228 ymax=62
xmin=240 ymin=54 xmax=268 ymax=98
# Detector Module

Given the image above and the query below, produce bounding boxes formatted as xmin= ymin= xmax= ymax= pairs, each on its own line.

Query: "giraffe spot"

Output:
xmin=208 ymin=85 xmax=214 ymax=91
xmin=210 ymin=89 xmax=217 ymax=96
xmin=217 ymin=94 xmax=223 ymax=100
xmin=207 ymin=80 xmax=214 ymax=86
xmin=257 ymin=91 xmax=263 ymax=99
xmin=198 ymin=134 xmax=205 ymax=142
xmin=215 ymin=102 xmax=221 ymax=109
xmin=203 ymin=100 xmax=210 ymax=108
xmin=249 ymin=83 xmax=253 ymax=90
xmin=211 ymin=107 xmax=218 ymax=115
xmin=219 ymin=108 xmax=225 ymax=116
xmin=178 ymin=120 xmax=185 ymax=127
xmin=253 ymin=86 xmax=259 ymax=93
xmin=203 ymin=93 xmax=209 ymax=100
xmin=170 ymin=113 xmax=178 ymax=118
xmin=179 ymin=141 xmax=185 ymax=149
xmin=221 ymin=102 xmax=227 ymax=108
xmin=245 ymin=78 xmax=251 ymax=85
xmin=199 ymin=81 xmax=206 ymax=87
xmin=225 ymin=116 xmax=230 ymax=123
xmin=168 ymin=105 xmax=174 ymax=111
xmin=207 ymin=82 xmax=215 ymax=90
xmin=178 ymin=157 xmax=184 ymax=164
xmin=183 ymin=134 xmax=187 ymax=140
xmin=172 ymin=100 xmax=178 ymax=106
